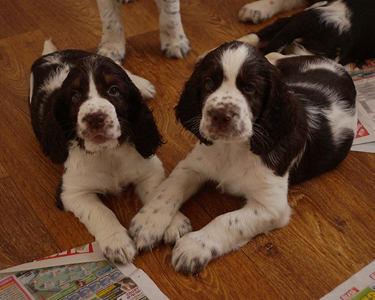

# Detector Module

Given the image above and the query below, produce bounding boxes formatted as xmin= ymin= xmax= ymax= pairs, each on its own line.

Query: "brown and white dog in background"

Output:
xmin=238 ymin=0 xmax=375 ymax=65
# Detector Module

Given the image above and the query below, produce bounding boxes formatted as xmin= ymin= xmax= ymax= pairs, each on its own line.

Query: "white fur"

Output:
xmin=239 ymin=0 xmax=308 ymax=23
xmin=314 ymin=0 xmax=352 ymax=34
xmin=61 ymin=141 xmax=165 ymax=263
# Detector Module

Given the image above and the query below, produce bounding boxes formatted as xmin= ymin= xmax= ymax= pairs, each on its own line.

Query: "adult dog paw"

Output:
xmin=160 ymin=34 xmax=191 ymax=59
xmin=97 ymin=41 xmax=126 ymax=65
xmin=171 ymin=231 xmax=220 ymax=274
xmin=98 ymin=229 xmax=136 ymax=263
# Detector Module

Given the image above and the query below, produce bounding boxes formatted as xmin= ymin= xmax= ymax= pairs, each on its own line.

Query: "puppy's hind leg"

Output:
xmin=97 ymin=0 xmax=126 ymax=64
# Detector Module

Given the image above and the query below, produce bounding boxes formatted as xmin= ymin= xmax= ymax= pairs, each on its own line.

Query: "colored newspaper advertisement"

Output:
xmin=346 ymin=60 xmax=375 ymax=153
xmin=321 ymin=260 xmax=375 ymax=300
xmin=0 ymin=243 xmax=168 ymax=300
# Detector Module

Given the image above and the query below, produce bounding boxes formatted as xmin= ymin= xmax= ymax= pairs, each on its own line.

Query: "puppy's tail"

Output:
xmin=42 ymin=38 xmax=58 ymax=56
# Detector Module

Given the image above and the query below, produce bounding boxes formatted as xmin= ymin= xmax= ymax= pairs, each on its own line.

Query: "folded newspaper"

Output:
xmin=347 ymin=59 xmax=375 ymax=153
xmin=0 ymin=242 xmax=168 ymax=300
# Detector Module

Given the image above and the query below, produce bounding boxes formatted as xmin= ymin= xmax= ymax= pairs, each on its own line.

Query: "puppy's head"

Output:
xmin=47 ymin=54 xmax=161 ymax=161
xmin=176 ymin=41 xmax=298 ymax=154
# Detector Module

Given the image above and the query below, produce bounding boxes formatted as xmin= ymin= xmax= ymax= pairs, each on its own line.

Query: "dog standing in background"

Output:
xmin=96 ymin=0 xmax=191 ymax=63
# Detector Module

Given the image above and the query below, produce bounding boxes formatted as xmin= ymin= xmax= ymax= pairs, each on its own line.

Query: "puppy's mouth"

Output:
xmin=91 ymin=134 xmax=109 ymax=144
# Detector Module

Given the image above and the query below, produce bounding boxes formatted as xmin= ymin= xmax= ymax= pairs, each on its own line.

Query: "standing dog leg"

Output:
xmin=155 ymin=0 xmax=191 ymax=59
xmin=97 ymin=0 xmax=126 ymax=64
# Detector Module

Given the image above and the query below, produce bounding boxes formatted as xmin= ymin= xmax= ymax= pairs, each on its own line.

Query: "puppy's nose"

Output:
xmin=211 ymin=108 xmax=234 ymax=127
xmin=83 ymin=112 xmax=106 ymax=129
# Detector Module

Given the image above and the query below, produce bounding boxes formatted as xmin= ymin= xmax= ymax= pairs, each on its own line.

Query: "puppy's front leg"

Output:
xmin=62 ymin=191 xmax=136 ymax=263
xmin=129 ymin=160 xmax=205 ymax=251
xmin=172 ymin=183 xmax=291 ymax=274
xmin=155 ymin=0 xmax=191 ymax=59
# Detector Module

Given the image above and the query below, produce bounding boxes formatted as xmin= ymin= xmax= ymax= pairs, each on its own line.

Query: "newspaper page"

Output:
xmin=346 ymin=60 xmax=375 ymax=153
xmin=321 ymin=260 xmax=375 ymax=300
xmin=0 ymin=243 xmax=168 ymax=300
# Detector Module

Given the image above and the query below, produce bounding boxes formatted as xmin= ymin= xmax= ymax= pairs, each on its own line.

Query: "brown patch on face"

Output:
xmin=72 ymin=77 xmax=80 ymax=88
xmin=104 ymin=73 xmax=115 ymax=84
xmin=270 ymin=0 xmax=274 ymax=4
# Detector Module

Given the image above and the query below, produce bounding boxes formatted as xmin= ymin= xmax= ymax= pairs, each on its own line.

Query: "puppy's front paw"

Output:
xmin=238 ymin=2 xmax=272 ymax=23
xmin=171 ymin=231 xmax=219 ymax=274
xmin=129 ymin=208 xmax=173 ymax=251
xmin=125 ymin=71 xmax=156 ymax=99
xmin=98 ymin=229 xmax=136 ymax=263
xmin=160 ymin=34 xmax=191 ymax=59
xmin=163 ymin=211 xmax=192 ymax=245
xmin=97 ymin=41 xmax=126 ymax=65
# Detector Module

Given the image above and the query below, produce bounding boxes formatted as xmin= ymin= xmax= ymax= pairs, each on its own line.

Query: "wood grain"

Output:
xmin=0 ymin=0 xmax=374 ymax=299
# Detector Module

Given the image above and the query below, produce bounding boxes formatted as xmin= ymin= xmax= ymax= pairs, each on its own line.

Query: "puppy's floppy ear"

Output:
xmin=130 ymin=95 xmax=162 ymax=158
xmin=40 ymin=93 xmax=72 ymax=164
xmin=175 ymin=67 xmax=211 ymax=145
xmin=250 ymin=61 xmax=302 ymax=155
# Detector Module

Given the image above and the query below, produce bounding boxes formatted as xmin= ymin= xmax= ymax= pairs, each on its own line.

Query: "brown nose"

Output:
xmin=211 ymin=108 xmax=234 ymax=127
xmin=83 ymin=112 xmax=106 ymax=129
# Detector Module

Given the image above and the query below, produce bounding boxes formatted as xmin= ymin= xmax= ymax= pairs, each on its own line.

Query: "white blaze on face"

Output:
xmin=200 ymin=44 xmax=254 ymax=142
xmin=77 ymin=74 xmax=121 ymax=152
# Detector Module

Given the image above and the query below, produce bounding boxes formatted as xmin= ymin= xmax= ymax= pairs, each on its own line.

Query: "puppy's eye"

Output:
xmin=108 ymin=85 xmax=119 ymax=96
xmin=205 ymin=79 xmax=214 ymax=90
xmin=71 ymin=90 xmax=81 ymax=102
xmin=245 ymin=84 xmax=254 ymax=93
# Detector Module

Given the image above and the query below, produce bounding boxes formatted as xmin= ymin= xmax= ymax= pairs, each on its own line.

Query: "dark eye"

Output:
xmin=245 ymin=84 xmax=254 ymax=93
xmin=71 ymin=90 xmax=81 ymax=102
xmin=205 ymin=78 xmax=214 ymax=90
xmin=108 ymin=85 xmax=119 ymax=96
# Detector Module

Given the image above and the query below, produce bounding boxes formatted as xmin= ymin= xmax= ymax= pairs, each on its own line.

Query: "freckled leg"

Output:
xmin=129 ymin=160 xmax=205 ymax=251
xmin=61 ymin=190 xmax=136 ymax=263
xmin=97 ymin=0 xmax=126 ymax=64
xmin=171 ymin=184 xmax=291 ymax=274
xmin=155 ymin=0 xmax=191 ymax=59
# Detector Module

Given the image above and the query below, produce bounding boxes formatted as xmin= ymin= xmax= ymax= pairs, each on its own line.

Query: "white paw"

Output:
xmin=125 ymin=71 xmax=156 ymax=99
xmin=238 ymin=2 xmax=273 ymax=23
xmin=163 ymin=211 xmax=192 ymax=244
xmin=129 ymin=206 xmax=173 ymax=251
xmin=171 ymin=231 xmax=219 ymax=274
xmin=98 ymin=228 xmax=136 ymax=263
xmin=97 ymin=41 xmax=126 ymax=65
xmin=237 ymin=33 xmax=260 ymax=48
xmin=160 ymin=33 xmax=191 ymax=59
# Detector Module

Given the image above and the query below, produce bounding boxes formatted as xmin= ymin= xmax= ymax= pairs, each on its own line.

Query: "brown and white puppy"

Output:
xmin=129 ymin=41 xmax=357 ymax=273
xmin=29 ymin=40 xmax=191 ymax=263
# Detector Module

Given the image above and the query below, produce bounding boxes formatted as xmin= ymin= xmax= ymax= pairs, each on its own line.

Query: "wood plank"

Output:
xmin=0 ymin=177 xmax=60 ymax=267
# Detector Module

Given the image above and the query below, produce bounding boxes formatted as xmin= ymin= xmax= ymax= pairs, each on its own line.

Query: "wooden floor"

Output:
xmin=1 ymin=0 xmax=375 ymax=299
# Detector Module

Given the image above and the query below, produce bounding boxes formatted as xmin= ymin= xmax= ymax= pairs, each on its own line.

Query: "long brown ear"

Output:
xmin=130 ymin=98 xmax=163 ymax=158
xmin=175 ymin=65 xmax=211 ymax=145
xmin=250 ymin=62 xmax=301 ymax=155
xmin=40 ymin=94 xmax=72 ymax=164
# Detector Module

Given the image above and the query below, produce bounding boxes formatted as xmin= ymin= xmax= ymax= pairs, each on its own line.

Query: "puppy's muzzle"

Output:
xmin=208 ymin=107 xmax=236 ymax=133
xmin=83 ymin=112 xmax=106 ymax=130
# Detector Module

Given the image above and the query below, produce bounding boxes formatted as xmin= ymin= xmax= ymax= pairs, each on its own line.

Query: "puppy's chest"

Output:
xmin=66 ymin=143 xmax=139 ymax=190
xmin=195 ymin=144 xmax=267 ymax=192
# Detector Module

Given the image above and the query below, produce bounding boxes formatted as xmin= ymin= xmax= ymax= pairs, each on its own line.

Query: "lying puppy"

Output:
xmin=96 ymin=0 xmax=191 ymax=63
xmin=129 ymin=41 xmax=357 ymax=273
xmin=29 ymin=40 xmax=191 ymax=263
xmin=238 ymin=0 xmax=375 ymax=65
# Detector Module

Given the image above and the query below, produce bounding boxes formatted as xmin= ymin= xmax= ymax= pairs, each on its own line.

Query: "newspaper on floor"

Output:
xmin=320 ymin=260 xmax=375 ymax=300
xmin=0 ymin=242 xmax=169 ymax=300
xmin=345 ymin=59 xmax=375 ymax=153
